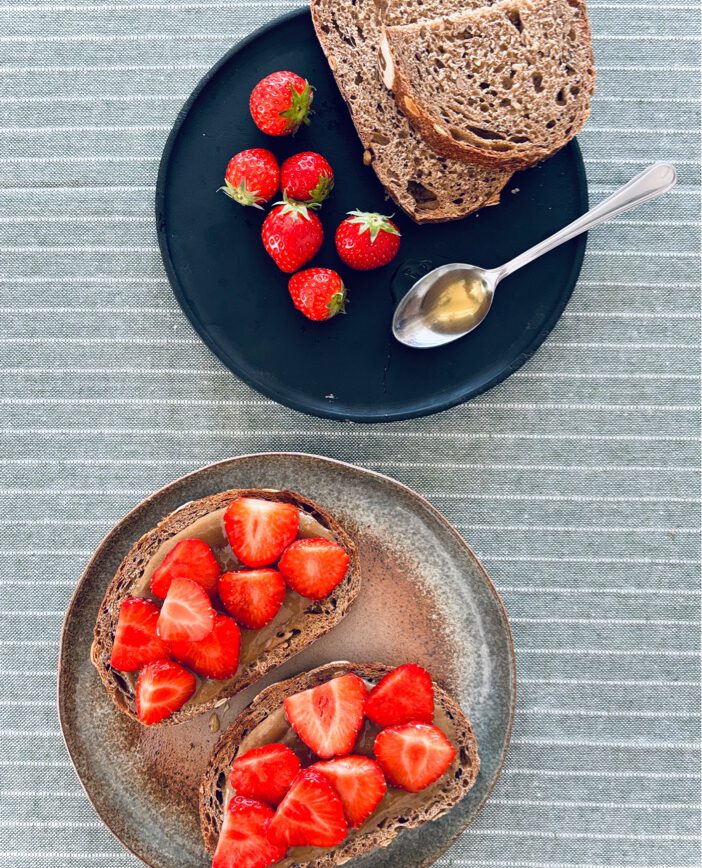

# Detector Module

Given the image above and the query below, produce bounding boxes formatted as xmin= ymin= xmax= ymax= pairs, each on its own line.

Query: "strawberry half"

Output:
xmin=374 ymin=723 xmax=456 ymax=793
xmin=218 ymin=569 xmax=286 ymax=630
xmin=213 ymin=796 xmax=287 ymax=868
xmin=135 ymin=660 xmax=196 ymax=725
xmin=278 ymin=537 xmax=349 ymax=600
xmin=157 ymin=576 xmax=215 ymax=642
xmin=224 ymin=497 xmax=299 ymax=568
xmin=168 ymin=613 xmax=240 ymax=680
xmin=312 ymin=755 xmax=387 ymax=828
xmin=150 ymin=538 xmax=221 ymax=599
xmin=267 ymin=768 xmax=347 ymax=848
xmin=229 ymin=743 xmax=301 ymax=806
xmin=365 ymin=664 xmax=434 ymax=727
xmin=284 ymin=673 xmax=367 ymax=758
xmin=109 ymin=597 xmax=170 ymax=673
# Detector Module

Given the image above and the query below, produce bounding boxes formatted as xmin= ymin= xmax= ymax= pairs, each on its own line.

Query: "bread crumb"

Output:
xmin=362 ymin=149 xmax=373 ymax=166
xmin=209 ymin=713 xmax=220 ymax=733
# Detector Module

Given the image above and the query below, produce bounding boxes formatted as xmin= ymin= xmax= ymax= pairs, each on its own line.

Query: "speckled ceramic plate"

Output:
xmin=59 ymin=454 xmax=515 ymax=868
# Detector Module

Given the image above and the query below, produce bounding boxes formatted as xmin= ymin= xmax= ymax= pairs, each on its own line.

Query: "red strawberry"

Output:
xmin=267 ymin=768 xmax=347 ymax=848
xmin=365 ymin=664 xmax=434 ymax=727
xmin=156 ymin=576 xmax=215 ymax=642
xmin=218 ymin=568 xmax=286 ymax=629
xmin=168 ymin=614 xmax=240 ymax=680
xmin=109 ymin=597 xmax=170 ymax=672
xmin=249 ymin=70 xmax=313 ymax=137
xmin=224 ymin=497 xmax=299 ymax=568
xmin=150 ymin=538 xmax=220 ymax=599
xmin=281 ymin=151 xmax=333 ymax=205
xmin=374 ymin=723 xmax=456 ymax=793
xmin=284 ymin=673 xmax=367 ymax=758
xmin=135 ymin=660 xmax=196 ymax=725
xmin=220 ymin=148 xmax=279 ymax=209
xmin=288 ymin=268 xmax=346 ymax=322
xmin=312 ymin=755 xmax=387 ymax=828
xmin=278 ymin=537 xmax=349 ymax=600
xmin=335 ymin=210 xmax=401 ymax=270
xmin=213 ymin=796 xmax=287 ymax=868
xmin=229 ymin=744 xmax=301 ymax=806
xmin=261 ymin=198 xmax=323 ymax=273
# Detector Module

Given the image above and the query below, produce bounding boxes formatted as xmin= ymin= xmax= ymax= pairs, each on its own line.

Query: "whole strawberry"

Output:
xmin=335 ymin=210 xmax=401 ymax=271
xmin=249 ymin=71 xmax=313 ymax=137
xmin=281 ymin=152 xmax=334 ymax=206
xmin=262 ymin=197 xmax=323 ymax=273
xmin=288 ymin=268 xmax=346 ymax=321
xmin=220 ymin=148 xmax=279 ymax=208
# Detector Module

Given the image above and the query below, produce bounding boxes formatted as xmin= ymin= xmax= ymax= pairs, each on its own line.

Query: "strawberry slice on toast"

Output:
xmin=365 ymin=663 xmax=434 ymax=727
xmin=157 ymin=576 xmax=215 ymax=642
xmin=267 ymin=768 xmax=347 ymax=848
xmin=229 ymin=743 xmax=301 ymax=806
xmin=135 ymin=660 xmax=196 ymax=725
xmin=218 ymin=568 xmax=286 ymax=630
xmin=109 ymin=597 xmax=170 ymax=672
xmin=224 ymin=497 xmax=299 ymax=568
xmin=213 ymin=795 xmax=287 ymax=868
xmin=312 ymin=755 xmax=387 ymax=828
xmin=374 ymin=722 xmax=456 ymax=793
xmin=284 ymin=673 xmax=367 ymax=758
xmin=150 ymin=538 xmax=221 ymax=599
xmin=278 ymin=537 xmax=349 ymax=600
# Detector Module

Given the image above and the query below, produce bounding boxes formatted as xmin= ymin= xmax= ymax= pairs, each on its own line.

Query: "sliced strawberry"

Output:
xmin=109 ymin=597 xmax=170 ymax=672
xmin=284 ymin=673 xmax=367 ymax=758
xmin=365 ymin=664 xmax=434 ymax=727
xmin=229 ymin=743 xmax=301 ymax=806
xmin=278 ymin=538 xmax=349 ymax=600
xmin=267 ymin=768 xmax=347 ymax=848
xmin=135 ymin=659 xmax=196 ymax=725
xmin=213 ymin=795 xmax=287 ymax=868
xmin=219 ymin=569 xmax=286 ymax=630
xmin=224 ymin=497 xmax=299 ymax=568
xmin=374 ymin=723 xmax=456 ymax=793
xmin=312 ymin=755 xmax=387 ymax=828
xmin=157 ymin=576 xmax=215 ymax=642
xmin=168 ymin=614 xmax=240 ymax=680
xmin=150 ymin=538 xmax=220 ymax=599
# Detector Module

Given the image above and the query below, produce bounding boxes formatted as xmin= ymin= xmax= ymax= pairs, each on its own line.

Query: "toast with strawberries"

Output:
xmin=91 ymin=490 xmax=361 ymax=726
xmin=200 ymin=661 xmax=480 ymax=866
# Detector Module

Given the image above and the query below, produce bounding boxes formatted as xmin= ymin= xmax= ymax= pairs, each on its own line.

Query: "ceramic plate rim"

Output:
xmin=154 ymin=8 xmax=588 ymax=423
xmin=58 ymin=452 xmax=517 ymax=867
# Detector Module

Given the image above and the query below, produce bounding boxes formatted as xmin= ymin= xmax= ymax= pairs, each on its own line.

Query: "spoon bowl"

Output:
xmin=393 ymin=264 xmax=498 ymax=348
xmin=392 ymin=162 xmax=677 ymax=349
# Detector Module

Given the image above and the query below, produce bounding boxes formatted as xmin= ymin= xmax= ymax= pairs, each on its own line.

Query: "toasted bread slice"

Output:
xmin=200 ymin=661 xmax=480 ymax=863
xmin=91 ymin=490 xmax=361 ymax=726
xmin=381 ymin=0 xmax=595 ymax=170
xmin=310 ymin=0 xmax=512 ymax=223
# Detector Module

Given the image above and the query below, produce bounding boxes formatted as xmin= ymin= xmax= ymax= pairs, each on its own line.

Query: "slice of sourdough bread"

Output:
xmin=200 ymin=661 xmax=480 ymax=863
xmin=310 ymin=0 xmax=512 ymax=223
xmin=381 ymin=0 xmax=596 ymax=170
xmin=91 ymin=490 xmax=361 ymax=726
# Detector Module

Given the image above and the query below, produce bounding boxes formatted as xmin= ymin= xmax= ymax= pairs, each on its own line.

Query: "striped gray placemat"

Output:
xmin=0 ymin=1 xmax=700 ymax=866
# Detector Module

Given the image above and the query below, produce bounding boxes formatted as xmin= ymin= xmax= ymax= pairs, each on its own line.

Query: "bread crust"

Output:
xmin=310 ymin=0 xmax=512 ymax=223
xmin=91 ymin=490 xmax=361 ymax=726
xmin=199 ymin=661 xmax=480 ymax=863
xmin=384 ymin=0 xmax=596 ymax=170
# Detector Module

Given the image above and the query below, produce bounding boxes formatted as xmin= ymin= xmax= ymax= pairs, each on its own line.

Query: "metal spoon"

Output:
xmin=392 ymin=162 xmax=677 ymax=349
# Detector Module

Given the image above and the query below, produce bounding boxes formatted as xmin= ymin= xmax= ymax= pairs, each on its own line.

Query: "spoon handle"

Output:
xmin=495 ymin=162 xmax=677 ymax=281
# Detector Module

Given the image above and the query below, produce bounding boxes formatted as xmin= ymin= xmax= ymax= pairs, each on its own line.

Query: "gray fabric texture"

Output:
xmin=0 ymin=0 xmax=700 ymax=865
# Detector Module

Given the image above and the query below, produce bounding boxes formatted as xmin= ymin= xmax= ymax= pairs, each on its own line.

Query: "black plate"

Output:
xmin=156 ymin=9 xmax=588 ymax=423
